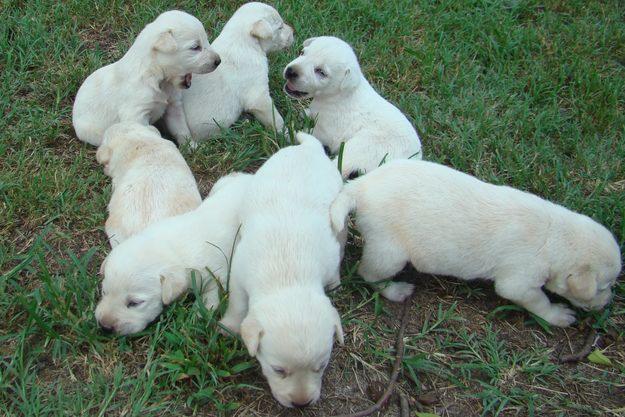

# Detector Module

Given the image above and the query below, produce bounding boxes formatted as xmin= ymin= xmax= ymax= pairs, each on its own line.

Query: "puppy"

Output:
xmin=331 ymin=160 xmax=622 ymax=327
xmin=95 ymin=172 xmax=252 ymax=335
xmin=183 ymin=2 xmax=293 ymax=143
xmin=283 ymin=36 xmax=422 ymax=177
xmin=96 ymin=122 xmax=201 ymax=247
xmin=219 ymin=132 xmax=344 ymax=408
xmin=73 ymin=10 xmax=221 ymax=146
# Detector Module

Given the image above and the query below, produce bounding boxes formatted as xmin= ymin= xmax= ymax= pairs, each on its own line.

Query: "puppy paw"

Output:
xmin=543 ymin=304 xmax=576 ymax=327
xmin=218 ymin=317 xmax=241 ymax=336
xmin=381 ymin=282 xmax=414 ymax=303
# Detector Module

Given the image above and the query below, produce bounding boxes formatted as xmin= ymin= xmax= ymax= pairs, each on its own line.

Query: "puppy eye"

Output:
xmin=271 ymin=366 xmax=288 ymax=378
xmin=315 ymin=67 xmax=327 ymax=78
xmin=190 ymin=44 xmax=201 ymax=51
xmin=127 ymin=300 xmax=144 ymax=308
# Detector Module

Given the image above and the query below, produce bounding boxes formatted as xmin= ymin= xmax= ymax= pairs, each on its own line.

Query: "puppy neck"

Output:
xmin=313 ymin=75 xmax=371 ymax=105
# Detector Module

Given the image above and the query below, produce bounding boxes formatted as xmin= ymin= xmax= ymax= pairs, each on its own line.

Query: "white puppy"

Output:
xmin=283 ymin=36 xmax=422 ymax=177
xmin=220 ymin=132 xmax=344 ymax=408
xmin=73 ymin=10 xmax=221 ymax=146
xmin=331 ymin=160 xmax=622 ymax=327
xmin=183 ymin=2 xmax=294 ymax=143
xmin=95 ymin=172 xmax=252 ymax=335
xmin=96 ymin=122 xmax=201 ymax=247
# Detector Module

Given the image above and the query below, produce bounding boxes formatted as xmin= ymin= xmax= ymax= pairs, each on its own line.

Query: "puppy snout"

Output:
xmin=214 ymin=56 xmax=221 ymax=68
xmin=292 ymin=400 xmax=311 ymax=408
xmin=285 ymin=66 xmax=298 ymax=80
xmin=98 ymin=320 xmax=114 ymax=334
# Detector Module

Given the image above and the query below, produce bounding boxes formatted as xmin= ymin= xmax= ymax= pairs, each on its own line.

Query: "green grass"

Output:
xmin=1 ymin=0 xmax=624 ymax=416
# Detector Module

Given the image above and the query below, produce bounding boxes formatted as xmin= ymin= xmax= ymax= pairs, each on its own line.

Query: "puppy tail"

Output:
xmin=330 ymin=185 xmax=357 ymax=234
xmin=295 ymin=131 xmax=324 ymax=149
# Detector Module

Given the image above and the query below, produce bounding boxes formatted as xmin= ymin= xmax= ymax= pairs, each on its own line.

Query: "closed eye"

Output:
xmin=190 ymin=44 xmax=202 ymax=51
xmin=127 ymin=300 xmax=144 ymax=308
xmin=271 ymin=366 xmax=288 ymax=378
xmin=315 ymin=67 xmax=327 ymax=78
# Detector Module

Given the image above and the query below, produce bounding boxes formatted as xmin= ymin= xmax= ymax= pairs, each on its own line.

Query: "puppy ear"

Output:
xmin=303 ymin=37 xmax=318 ymax=47
xmin=240 ymin=315 xmax=263 ymax=356
xmin=567 ymin=269 xmax=597 ymax=301
xmin=330 ymin=306 xmax=344 ymax=345
xmin=251 ymin=19 xmax=273 ymax=40
xmin=340 ymin=67 xmax=359 ymax=91
xmin=154 ymin=30 xmax=177 ymax=53
xmin=160 ymin=269 xmax=188 ymax=305
xmin=95 ymin=144 xmax=111 ymax=166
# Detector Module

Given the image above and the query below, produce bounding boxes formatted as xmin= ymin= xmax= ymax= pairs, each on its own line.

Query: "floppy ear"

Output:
xmin=330 ymin=306 xmax=344 ymax=345
xmin=240 ymin=315 xmax=263 ymax=356
xmin=251 ymin=19 xmax=273 ymax=40
xmin=567 ymin=270 xmax=597 ymax=301
xmin=340 ymin=67 xmax=359 ymax=91
xmin=95 ymin=144 xmax=111 ymax=166
xmin=303 ymin=37 xmax=318 ymax=47
xmin=160 ymin=269 xmax=188 ymax=305
xmin=154 ymin=30 xmax=177 ymax=52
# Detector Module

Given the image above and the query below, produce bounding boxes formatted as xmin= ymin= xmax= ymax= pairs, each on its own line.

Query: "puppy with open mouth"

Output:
xmin=183 ymin=2 xmax=294 ymax=144
xmin=73 ymin=10 xmax=221 ymax=146
xmin=219 ymin=132 xmax=344 ymax=408
xmin=283 ymin=36 xmax=422 ymax=178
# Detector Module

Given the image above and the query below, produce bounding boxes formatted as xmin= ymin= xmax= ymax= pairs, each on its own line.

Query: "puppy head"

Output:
xmin=240 ymin=291 xmax=343 ymax=408
xmin=226 ymin=2 xmax=293 ymax=53
xmin=147 ymin=10 xmax=221 ymax=88
xmin=283 ymin=36 xmax=362 ymax=99
xmin=546 ymin=220 xmax=621 ymax=311
xmin=97 ymin=122 xmax=163 ymax=177
xmin=95 ymin=239 xmax=188 ymax=335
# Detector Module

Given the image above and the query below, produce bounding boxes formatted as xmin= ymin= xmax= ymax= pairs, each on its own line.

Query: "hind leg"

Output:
xmin=359 ymin=238 xmax=413 ymax=302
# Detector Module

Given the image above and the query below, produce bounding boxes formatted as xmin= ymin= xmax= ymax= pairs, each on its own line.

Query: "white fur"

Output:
xmin=95 ymin=172 xmax=252 ymax=335
xmin=183 ymin=2 xmax=293 ymax=143
xmin=331 ymin=160 xmax=622 ymax=327
xmin=219 ymin=132 xmax=344 ymax=408
xmin=283 ymin=36 xmax=422 ymax=177
xmin=96 ymin=122 xmax=201 ymax=247
xmin=73 ymin=10 xmax=221 ymax=146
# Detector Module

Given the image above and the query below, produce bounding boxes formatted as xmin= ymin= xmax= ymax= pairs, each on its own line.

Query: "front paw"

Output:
xmin=542 ymin=303 xmax=576 ymax=327
xmin=380 ymin=282 xmax=414 ymax=303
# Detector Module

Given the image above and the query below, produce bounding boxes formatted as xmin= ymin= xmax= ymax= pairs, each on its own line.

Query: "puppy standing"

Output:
xmin=96 ymin=122 xmax=201 ymax=247
xmin=331 ymin=160 xmax=622 ymax=326
xmin=73 ymin=10 xmax=221 ymax=146
xmin=220 ymin=132 xmax=344 ymax=408
xmin=95 ymin=172 xmax=252 ymax=335
xmin=284 ymin=36 xmax=422 ymax=177
xmin=183 ymin=2 xmax=293 ymax=143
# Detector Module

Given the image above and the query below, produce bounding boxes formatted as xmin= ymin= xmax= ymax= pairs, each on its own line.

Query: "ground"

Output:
xmin=1 ymin=0 xmax=624 ymax=416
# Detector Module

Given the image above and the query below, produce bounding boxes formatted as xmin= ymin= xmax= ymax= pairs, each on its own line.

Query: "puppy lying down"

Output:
xmin=183 ymin=2 xmax=293 ymax=143
xmin=96 ymin=122 xmax=201 ymax=247
xmin=283 ymin=36 xmax=422 ymax=177
xmin=73 ymin=10 xmax=221 ymax=146
xmin=331 ymin=160 xmax=621 ymax=327
xmin=95 ymin=172 xmax=252 ymax=335
xmin=220 ymin=132 xmax=344 ymax=408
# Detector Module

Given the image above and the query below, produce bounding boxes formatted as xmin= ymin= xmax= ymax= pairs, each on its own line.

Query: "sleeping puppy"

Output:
xmin=219 ymin=132 xmax=344 ymax=408
xmin=183 ymin=2 xmax=293 ymax=143
xmin=283 ymin=36 xmax=422 ymax=178
xmin=96 ymin=122 xmax=201 ymax=247
xmin=95 ymin=172 xmax=252 ymax=335
xmin=330 ymin=160 xmax=622 ymax=327
xmin=73 ymin=10 xmax=221 ymax=146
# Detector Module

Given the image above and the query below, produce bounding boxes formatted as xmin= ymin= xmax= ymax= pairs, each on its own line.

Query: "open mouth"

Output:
xmin=180 ymin=73 xmax=192 ymax=89
xmin=284 ymin=81 xmax=308 ymax=98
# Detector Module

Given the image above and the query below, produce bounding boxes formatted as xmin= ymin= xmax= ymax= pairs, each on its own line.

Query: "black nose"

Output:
xmin=285 ymin=66 xmax=298 ymax=80
xmin=214 ymin=57 xmax=221 ymax=67
xmin=98 ymin=321 xmax=114 ymax=334
xmin=292 ymin=400 xmax=311 ymax=408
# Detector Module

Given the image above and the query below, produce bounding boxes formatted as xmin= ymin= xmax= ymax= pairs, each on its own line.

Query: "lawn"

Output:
xmin=1 ymin=0 xmax=624 ymax=416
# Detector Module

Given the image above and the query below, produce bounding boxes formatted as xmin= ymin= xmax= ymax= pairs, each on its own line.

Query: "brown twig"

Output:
xmin=559 ymin=328 xmax=598 ymax=363
xmin=332 ymin=296 xmax=412 ymax=417
xmin=399 ymin=392 xmax=410 ymax=417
